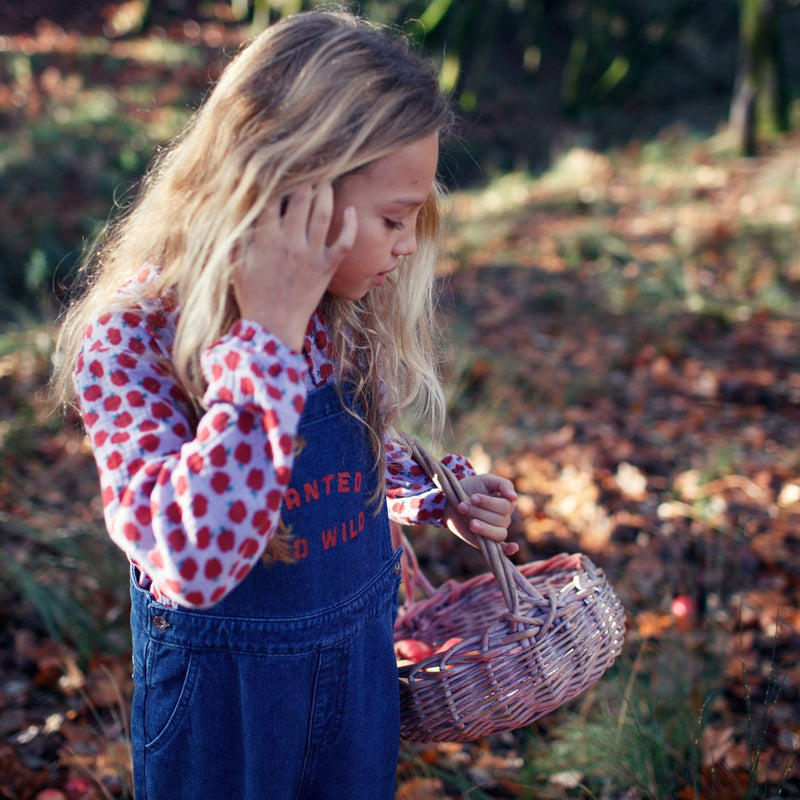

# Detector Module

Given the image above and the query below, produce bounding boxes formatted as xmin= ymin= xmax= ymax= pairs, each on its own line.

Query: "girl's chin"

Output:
xmin=326 ymin=285 xmax=373 ymax=302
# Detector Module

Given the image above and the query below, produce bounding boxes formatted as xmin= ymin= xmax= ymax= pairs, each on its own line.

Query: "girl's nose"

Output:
xmin=393 ymin=230 xmax=417 ymax=257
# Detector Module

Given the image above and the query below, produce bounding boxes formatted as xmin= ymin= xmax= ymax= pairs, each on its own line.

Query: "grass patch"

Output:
xmin=0 ymin=327 xmax=129 ymax=659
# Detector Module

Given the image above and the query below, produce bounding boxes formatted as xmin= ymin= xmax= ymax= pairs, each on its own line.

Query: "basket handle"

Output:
xmin=390 ymin=517 xmax=437 ymax=601
xmin=402 ymin=436 xmax=528 ymax=617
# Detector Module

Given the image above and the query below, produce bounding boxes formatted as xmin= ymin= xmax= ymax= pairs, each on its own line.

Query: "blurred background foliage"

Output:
xmin=0 ymin=0 xmax=798 ymax=317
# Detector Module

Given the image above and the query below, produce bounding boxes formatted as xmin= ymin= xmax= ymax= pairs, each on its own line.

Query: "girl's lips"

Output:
xmin=373 ymin=265 xmax=396 ymax=285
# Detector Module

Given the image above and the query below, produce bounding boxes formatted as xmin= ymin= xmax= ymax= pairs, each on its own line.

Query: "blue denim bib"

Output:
xmin=129 ymin=384 xmax=401 ymax=799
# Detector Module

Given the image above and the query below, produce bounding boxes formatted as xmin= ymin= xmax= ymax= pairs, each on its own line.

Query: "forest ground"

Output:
xmin=1 ymin=5 xmax=800 ymax=799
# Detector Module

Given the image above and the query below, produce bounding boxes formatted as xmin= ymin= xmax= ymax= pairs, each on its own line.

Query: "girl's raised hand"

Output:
xmin=445 ymin=473 xmax=519 ymax=556
xmin=233 ymin=182 xmax=357 ymax=351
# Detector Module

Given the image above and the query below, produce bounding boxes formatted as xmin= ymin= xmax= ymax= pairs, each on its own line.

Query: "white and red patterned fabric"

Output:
xmin=75 ymin=267 xmax=474 ymax=608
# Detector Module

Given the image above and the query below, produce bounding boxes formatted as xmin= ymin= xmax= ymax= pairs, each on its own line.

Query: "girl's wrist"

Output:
xmin=235 ymin=314 xmax=307 ymax=353
xmin=204 ymin=320 xmax=309 ymax=405
xmin=231 ymin=317 xmax=304 ymax=354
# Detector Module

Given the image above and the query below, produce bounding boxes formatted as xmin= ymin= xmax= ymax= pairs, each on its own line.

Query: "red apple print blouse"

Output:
xmin=75 ymin=266 xmax=474 ymax=609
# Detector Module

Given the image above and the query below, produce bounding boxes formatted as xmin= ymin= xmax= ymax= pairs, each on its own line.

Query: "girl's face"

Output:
xmin=326 ymin=131 xmax=439 ymax=300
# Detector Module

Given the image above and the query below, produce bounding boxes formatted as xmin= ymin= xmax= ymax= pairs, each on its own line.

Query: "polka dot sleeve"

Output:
xmin=75 ymin=309 xmax=308 ymax=609
xmin=384 ymin=436 xmax=475 ymax=527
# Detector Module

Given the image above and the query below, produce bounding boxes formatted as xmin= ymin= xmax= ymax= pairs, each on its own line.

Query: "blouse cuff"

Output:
xmin=201 ymin=319 xmax=309 ymax=410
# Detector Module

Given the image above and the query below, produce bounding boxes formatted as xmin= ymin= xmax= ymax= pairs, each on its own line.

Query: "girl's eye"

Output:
xmin=385 ymin=218 xmax=404 ymax=231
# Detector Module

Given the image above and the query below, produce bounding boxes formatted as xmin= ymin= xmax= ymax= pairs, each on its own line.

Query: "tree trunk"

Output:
xmin=729 ymin=0 xmax=791 ymax=156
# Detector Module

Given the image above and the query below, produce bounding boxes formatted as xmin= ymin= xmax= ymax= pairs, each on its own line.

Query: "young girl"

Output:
xmin=53 ymin=10 xmax=517 ymax=799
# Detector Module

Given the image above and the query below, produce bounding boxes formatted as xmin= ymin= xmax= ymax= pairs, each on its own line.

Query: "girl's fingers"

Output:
xmin=250 ymin=189 xmax=304 ymax=251
xmin=445 ymin=510 xmax=518 ymax=554
xmin=475 ymin=475 xmax=517 ymax=502
xmin=466 ymin=518 xmax=507 ymax=542
xmin=446 ymin=474 xmax=519 ymax=552
xmin=453 ymin=503 xmax=508 ymax=538
xmin=458 ymin=496 xmax=513 ymax=526
xmin=466 ymin=493 xmax=514 ymax=515
xmin=250 ymin=197 xmax=281 ymax=245
xmin=282 ymin=186 xmax=314 ymax=233
xmin=328 ymin=206 xmax=357 ymax=260
xmin=456 ymin=492 xmax=516 ymax=544
xmin=269 ymin=183 xmax=354 ymax=270
xmin=306 ymin=183 xmax=333 ymax=245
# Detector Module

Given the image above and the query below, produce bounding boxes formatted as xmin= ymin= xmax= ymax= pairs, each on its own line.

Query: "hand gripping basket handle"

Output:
xmin=404 ymin=437 xmax=537 ymax=618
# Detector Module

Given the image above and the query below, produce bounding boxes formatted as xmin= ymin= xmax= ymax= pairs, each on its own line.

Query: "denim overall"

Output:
xmin=129 ymin=384 xmax=402 ymax=799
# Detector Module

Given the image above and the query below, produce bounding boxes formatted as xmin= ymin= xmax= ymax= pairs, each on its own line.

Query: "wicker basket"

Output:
xmin=393 ymin=439 xmax=627 ymax=743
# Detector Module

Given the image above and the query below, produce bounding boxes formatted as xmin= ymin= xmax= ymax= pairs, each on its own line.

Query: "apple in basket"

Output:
xmin=394 ymin=638 xmax=434 ymax=666
xmin=435 ymin=637 xmax=463 ymax=653
xmin=421 ymin=637 xmax=468 ymax=672
xmin=395 ymin=637 xmax=468 ymax=669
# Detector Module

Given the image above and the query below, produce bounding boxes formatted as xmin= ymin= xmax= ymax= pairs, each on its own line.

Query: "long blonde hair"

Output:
xmin=53 ymin=9 xmax=454 ymax=483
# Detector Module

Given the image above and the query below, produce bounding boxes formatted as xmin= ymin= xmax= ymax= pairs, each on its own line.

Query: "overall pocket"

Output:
xmin=142 ymin=639 xmax=198 ymax=752
xmin=138 ymin=640 xmax=351 ymax=799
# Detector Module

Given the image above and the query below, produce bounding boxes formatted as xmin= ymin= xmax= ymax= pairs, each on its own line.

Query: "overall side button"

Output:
xmin=152 ymin=615 xmax=170 ymax=631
